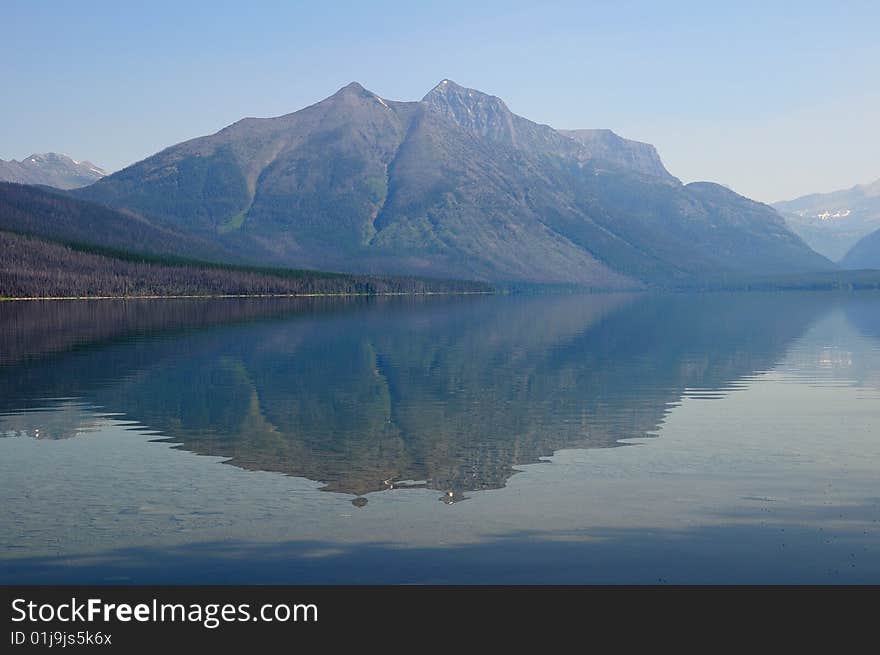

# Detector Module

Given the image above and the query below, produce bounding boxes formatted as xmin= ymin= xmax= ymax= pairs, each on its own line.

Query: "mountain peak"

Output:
xmin=327 ymin=81 xmax=374 ymax=100
xmin=306 ymin=81 xmax=397 ymax=114
xmin=339 ymin=81 xmax=366 ymax=93
xmin=420 ymin=79 xmax=522 ymax=145
xmin=424 ymin=78 xmax=466 ymax=95
xmin=422 ymin=79 xmax=504 ymax=106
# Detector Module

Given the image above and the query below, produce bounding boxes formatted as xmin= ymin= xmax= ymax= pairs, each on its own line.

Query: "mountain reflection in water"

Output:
xmin=0 ymin=293 xmax=845 ymax=502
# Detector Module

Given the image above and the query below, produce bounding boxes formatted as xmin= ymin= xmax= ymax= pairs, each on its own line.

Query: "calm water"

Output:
xmin=1 ymin=292 xmax=879 ymax=583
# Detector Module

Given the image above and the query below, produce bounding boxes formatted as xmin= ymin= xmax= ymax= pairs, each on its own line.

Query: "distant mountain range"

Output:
xmin=69 ymin=80 xmax=833 ymax=287
xmin=774 ymin=178 xmax=880 ymax=262
xmin=0 ymin=153 xmax=106 ymax=189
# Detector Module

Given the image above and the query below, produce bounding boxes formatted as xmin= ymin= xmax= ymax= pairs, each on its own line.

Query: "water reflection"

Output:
xmin=0 ymin=293 xmax=857 ymax=501
xmin=0 ymin=402 xmax=112 ymax=440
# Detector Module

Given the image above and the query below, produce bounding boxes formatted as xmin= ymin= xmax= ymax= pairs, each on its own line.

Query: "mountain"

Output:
xmin=0 ymin=153 xmax=106 ymax=189
xmin=773 ymin=178 xmax=880 ymax=261
xmin=74 ymin=80 xmax=834 ymax=287
xmin=841 ymin=227 xmax=880 ymax=269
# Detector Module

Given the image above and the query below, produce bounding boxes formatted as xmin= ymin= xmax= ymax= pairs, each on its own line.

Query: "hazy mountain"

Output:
xmin=774 ymin=178 xmax=880 ymax=261
xmin=841 ymin=227 xmax=880 ymax=269
xmin=74 ymin=80 xmax=834 ymax=286
xmin=0 ymin=153 xmax=106 ymax=189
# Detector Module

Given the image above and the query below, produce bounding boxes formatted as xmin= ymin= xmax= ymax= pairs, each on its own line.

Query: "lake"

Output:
xmin=1 ymin=292 xmax=879 ymax=583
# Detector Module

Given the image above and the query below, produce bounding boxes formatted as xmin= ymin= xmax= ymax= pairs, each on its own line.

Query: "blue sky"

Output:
xmin=2 ymin=0 xmax=877 ymax=202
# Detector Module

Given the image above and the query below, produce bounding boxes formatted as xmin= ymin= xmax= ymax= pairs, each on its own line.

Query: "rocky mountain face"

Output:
xmin=774 ymin=178 xmax=880 ymax=262
xmin=74 ymin=80 xmax=834 ymax=287
xmin=0 ymin=153 xmax=106 ymax=189
xmin=558 ymin=129 xmax=676 ymax=181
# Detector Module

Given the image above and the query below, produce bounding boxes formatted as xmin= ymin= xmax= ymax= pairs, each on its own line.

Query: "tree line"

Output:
xmin=0 ymin=231 xmax=491 ymax=299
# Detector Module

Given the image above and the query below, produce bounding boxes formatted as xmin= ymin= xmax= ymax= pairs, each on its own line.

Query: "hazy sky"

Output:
xmin=2 ymin=0 xmax=877 ymax=203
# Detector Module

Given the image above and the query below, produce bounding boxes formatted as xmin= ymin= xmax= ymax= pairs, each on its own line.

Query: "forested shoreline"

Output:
xmin=0 ymin=231 xmax=492 ymax=299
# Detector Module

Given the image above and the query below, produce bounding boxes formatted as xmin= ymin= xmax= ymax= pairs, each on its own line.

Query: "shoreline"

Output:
xmin=4 ymin=283 xmax=879 ymax=302
xmin=0 ymin=290 xmax=496 ymax=302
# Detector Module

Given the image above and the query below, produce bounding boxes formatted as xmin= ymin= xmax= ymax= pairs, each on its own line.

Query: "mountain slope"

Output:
xmin=0 ymin=182 xmax=235 ymax=262
xmin=841 ymin=227 xmax=880 ymax=269
xmin=0 ymin=230 xmax=491 ymax=299
xmin=74 ymin=80 xmax=834 ymax=286
xmin=0 ymin=153 xmax=106 ymax=189
xmin=773 ymin=178 xmax=880 ymax=261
